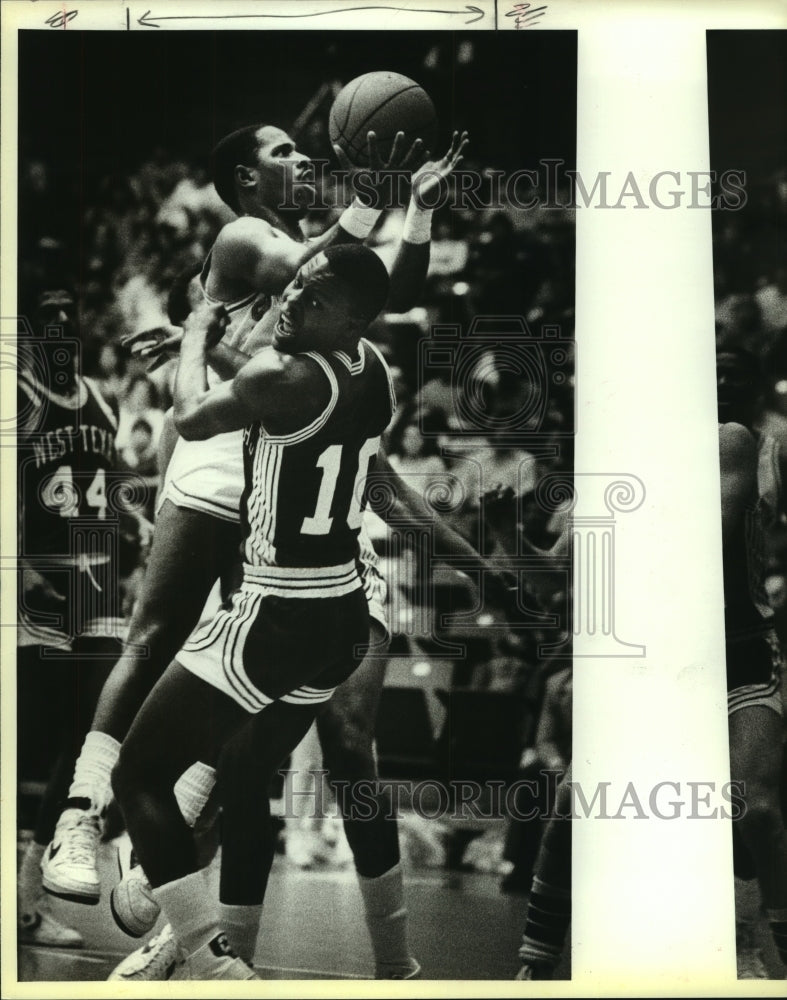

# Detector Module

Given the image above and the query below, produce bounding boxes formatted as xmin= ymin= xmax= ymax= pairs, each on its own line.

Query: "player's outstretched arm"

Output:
xmin=385 ymin=131 xmax=469 ymax=313
xmin=369 ymin=450 xmax=511 ymax=592
xmin=173 ymin=302 xmax=329 ymax=441
xmin=719 ymin=421 xmax=759 ymax=541
xmin=173 ymin=302 xmax=244 ymax=439
xmin=123 ymin=321 xmax=253 ymax=382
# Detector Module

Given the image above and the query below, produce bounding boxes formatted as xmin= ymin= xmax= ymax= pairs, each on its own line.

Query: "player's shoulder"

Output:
xmin=215 ymin=215 xmax=281 ymax=251
xmin=240 ymin=346 xmax=328 ymax=390
xmin=719 ymin=420 xmax=757 ymax=457
xmin=719 ymin=420 xmax=758 ymax=476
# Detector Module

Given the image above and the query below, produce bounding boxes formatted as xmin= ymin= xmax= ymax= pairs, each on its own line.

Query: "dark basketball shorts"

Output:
xmin=177 ymin=561 xmax=370 ymax=713
xmin=18 ymin=555 xmax=125 ymax=653
xmin=726 ymin=627 xmax=784 ymax=717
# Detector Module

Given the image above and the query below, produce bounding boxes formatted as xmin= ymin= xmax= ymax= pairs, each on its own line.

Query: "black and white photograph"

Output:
xmin=4 ymin=2 xmax=787 ymax=998
xmin=6 ymin=11 xmax=577 ymax=985
xmin=708 ymin=28 xmax=787 ymax=982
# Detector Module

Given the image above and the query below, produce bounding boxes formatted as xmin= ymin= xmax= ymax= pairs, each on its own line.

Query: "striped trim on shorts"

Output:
xmin=727 ymin=629 xmax=784 ymax=717
xmin=178 ymin=562 xmax=363 ymax=713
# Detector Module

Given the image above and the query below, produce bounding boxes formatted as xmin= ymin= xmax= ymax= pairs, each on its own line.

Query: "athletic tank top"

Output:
xmin=200 ymin=247 xmax=283 ymax=374
xmin=18 ymin=372 xmax=118 ymax=559
xmin=241 ymin=340 xmax=396 ymax=571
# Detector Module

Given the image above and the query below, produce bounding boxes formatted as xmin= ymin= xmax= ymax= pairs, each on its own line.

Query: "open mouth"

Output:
xmin=275 ymin=311 xmax=297 ymax=342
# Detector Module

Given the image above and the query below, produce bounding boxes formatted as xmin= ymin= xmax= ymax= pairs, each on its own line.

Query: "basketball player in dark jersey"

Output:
xmin=17 ymin=287 xmax=124 ymax=946
xmin=111 ymin=246 xmax=399 ymax=980
xmin=717 ymin=348 xmax=787 ymax=978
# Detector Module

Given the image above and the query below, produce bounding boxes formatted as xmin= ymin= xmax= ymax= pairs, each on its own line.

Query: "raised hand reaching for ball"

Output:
xmin=411 ymin=130 xmax=470 ymax=209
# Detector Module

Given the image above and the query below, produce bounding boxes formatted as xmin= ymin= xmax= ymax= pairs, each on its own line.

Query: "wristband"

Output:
xmin=402 ymin=200 xmax=433 ymax=244
xmin=339 ymin=198 xmax=382 ymax=240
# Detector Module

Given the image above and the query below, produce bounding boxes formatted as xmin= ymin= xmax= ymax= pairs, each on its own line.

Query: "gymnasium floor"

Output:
xmin=17 ymin=817 xmax=569 ymax=983
xmin=17 ymin=820 xmax=783 ymax=983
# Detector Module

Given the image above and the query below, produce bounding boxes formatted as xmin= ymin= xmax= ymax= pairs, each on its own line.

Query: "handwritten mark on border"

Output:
xmin=45 ymin=9 xmax=78 ymax=28
xmin=506 ymin=2 xmax=547 ymax=29
xmin=137 ymin=5 xmax=485 ymax=28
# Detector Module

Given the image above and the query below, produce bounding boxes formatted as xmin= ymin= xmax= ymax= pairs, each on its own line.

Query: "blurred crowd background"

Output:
xmin=709 ymin=30 xmax=787 ymax=652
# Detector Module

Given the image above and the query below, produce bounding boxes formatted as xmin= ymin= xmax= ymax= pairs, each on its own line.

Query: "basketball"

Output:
xmin=329 ymin=71 xmax=438 ymax=167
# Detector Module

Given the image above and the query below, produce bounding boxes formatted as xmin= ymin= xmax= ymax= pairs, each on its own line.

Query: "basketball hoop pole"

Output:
xmin=290 ymin=80 xmax=343 ymax=139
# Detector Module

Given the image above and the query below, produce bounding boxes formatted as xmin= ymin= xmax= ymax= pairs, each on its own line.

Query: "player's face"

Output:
xmin=274 ymin=256 xmax=360 ymax=355
xmin=36 ymin=289 xmax=77 ymax=332
xmin=251 ymin=126 xmax=315 ymax=211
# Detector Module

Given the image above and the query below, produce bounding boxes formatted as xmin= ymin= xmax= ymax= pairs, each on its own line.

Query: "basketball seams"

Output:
xmin=329 ymin=72 xmax=437 ymax=168
xmin=336 ymin=77 xmax=364 ymax=137
xmin=330 ymin=76 xmax=364 ymax=140
xmin=346 ymin=84 xmax=422 ymax=157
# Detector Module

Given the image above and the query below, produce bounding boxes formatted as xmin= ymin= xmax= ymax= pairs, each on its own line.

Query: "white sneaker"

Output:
xmin=41 ymin=809 xmax=101 ymax=904
xmin=108 ymin=924 xmax=181 ymax=981
xmin=737 ymin=946 xmax=768 ymax=979
xmin=171 ymin=933 xmax=259 ymax=980
xmin=18 ymin=909 xmax=83 ymax=948
xmin=110 ymin=847 xmax=160 ymax=937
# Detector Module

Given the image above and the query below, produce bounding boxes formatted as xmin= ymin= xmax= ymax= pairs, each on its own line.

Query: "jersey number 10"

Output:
xmin=301 ymin=437 xmax=379 ymax=536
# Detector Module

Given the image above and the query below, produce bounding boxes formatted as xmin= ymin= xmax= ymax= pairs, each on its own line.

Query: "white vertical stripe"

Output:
xmin=222 ymin=590 xmax=267 ymax=711
xmin=363 ymin=338 xmax=396 ymax=418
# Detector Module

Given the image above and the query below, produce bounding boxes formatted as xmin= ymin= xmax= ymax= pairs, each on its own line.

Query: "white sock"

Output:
xmin=357 ymin=862 xmax=416 ymax=972
xmin=18 ymin=841 xmax=45 ymax=915
xmin=67 ymin=731 xmax=121 ymax=813
xmin=174 ymin=762 xmax=216 ymax=828
xmin=218 ymin=902 xmax=262 ymax=964
xmin=152 ymin=870 xmax=217 ymax=956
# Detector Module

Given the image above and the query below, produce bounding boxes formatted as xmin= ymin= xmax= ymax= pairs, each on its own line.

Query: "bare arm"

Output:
xmin=173 ymin=302 xmax=329 ymax=441
xmin=369 ymin=452 xmax=513 ymax=601
xmin=719 ymin=422 xmax=758 ymax=542
xmin=385 ymin=132 xmax=469 ymax=313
